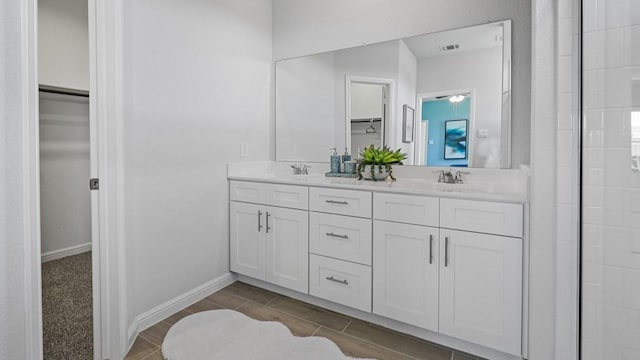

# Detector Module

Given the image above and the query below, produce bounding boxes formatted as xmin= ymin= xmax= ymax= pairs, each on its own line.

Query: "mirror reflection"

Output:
xmin=275 ymin=20 xmax=512 ymax=168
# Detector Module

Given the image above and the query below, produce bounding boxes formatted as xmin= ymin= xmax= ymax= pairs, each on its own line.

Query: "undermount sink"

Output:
xmin=431 ymin=182 xmax=489 ymax=193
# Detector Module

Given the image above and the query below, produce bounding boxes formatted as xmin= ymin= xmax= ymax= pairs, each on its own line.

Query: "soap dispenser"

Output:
xmin=342 ymin=147 xmax=351 ymax=163
xmin=330 ymin=148 xmax=340 ymax=173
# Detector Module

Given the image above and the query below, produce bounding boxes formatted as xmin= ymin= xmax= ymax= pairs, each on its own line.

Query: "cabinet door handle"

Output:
xmin=429 ymin=234 xmax=433 ymax=264
xmin=326 ymin=232 xmax=349 ymax=239
xmin=266 ymin=212 xmax=271 ymax=233
xmin=258 ymin=210 xmax=263 ymax=232
xmin=325 ymin=276 xmax=349 ymax=285
xmin=325 ymin=200 xmax=348 ymax=205
xmin=444 ymin=236 xmax=449 ymax=267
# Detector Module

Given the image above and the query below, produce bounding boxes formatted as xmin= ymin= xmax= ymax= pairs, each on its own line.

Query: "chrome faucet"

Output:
xmin=453 ymin=170 xmax=469 ymax=184
xmin=290 ymin=164 xmax=310 ymax=175
xmin=438 ymin=170 xmax=455 ymax=184
xmin=437 ymin=170 xmax=469 ymax=184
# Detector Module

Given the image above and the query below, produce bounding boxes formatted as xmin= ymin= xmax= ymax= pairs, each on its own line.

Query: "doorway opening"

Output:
xmin=345 ymin=76 xmax=394 ymax=157
xmin=37 ymin=0 xmax=99 ymax=358
xmin=415 ymin=90 xmax=474 ymax=167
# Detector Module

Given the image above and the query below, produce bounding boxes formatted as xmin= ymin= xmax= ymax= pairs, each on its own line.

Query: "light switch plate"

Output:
xmin=477 ymin=129 xmax=489 ymax=138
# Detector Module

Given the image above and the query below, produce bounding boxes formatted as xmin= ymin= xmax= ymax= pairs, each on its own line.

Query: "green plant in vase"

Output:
xmin=357 ymin=145 xmax=408 ymax=181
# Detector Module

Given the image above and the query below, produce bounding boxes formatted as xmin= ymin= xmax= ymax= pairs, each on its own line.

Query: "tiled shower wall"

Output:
xmin=581 ymin=0 xmax=640 ymax=359
xmin=555 ymin=0 xmax=580 ymax=359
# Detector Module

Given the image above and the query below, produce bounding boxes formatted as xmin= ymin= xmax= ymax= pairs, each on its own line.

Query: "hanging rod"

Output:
xmin=351 ymin=118 xmax=382 ymax=123
xmin=39 ymin=84 xmax=89 ymax=98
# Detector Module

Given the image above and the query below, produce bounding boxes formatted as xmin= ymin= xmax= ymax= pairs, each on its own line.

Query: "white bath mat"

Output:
xmin=162 ymin=309 xmax=374 ymax=360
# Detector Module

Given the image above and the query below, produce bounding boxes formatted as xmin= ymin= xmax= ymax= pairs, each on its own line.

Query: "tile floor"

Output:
xmin=125 ymin=281 xmax=482 ymax=360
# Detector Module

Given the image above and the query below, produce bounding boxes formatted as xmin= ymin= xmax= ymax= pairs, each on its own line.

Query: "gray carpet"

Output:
xmin=42 ymin=252 xmax=93 ymax=359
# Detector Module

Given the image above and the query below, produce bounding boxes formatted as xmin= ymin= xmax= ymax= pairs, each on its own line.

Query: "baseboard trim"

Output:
xmin=126 ymin=272 xmax=237 ymax=352
xmin=41 ymin=242 xmax=92 ymax=263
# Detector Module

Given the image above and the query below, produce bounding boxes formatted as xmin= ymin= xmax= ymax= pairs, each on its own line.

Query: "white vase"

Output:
xmin=361 ymin=165 xmax=390 ymax=181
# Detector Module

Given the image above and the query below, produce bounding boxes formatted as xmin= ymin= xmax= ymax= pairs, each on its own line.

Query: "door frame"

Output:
xmin=22 ymin=0 xmax=128 ymax=358
xmin=415 ymin=89 xmax=476 ymax=167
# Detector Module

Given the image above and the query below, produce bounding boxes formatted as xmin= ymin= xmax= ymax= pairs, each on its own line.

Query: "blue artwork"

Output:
xmin=444 ymin=119 xmax=468 ymax=160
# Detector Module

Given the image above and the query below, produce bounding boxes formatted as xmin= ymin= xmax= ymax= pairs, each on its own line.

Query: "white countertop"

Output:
xmin=228 ymin=162 xmax=529 ymax=203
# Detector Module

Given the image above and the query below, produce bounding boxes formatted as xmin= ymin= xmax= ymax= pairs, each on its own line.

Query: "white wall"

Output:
xmin=417 ymin=47 xmax=503 ymax=167
xmin=396 ymin=40 xmax=417 ymax=164
xmin=39 ymin=92 xmax=91 ymax=257
xmin=272 ymin=0 xmax=531 ymax=167
xmin=276 ymin=52 xmax=336 ymax=161
xmin=122 ymin=0 xmax=272 ymax=328
xmin=38 ymin=0 xmax=89 ymax=91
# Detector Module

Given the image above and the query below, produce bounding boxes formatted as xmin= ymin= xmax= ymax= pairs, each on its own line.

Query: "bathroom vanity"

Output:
xmin=228 ymin=162 xmax=529 ymax=360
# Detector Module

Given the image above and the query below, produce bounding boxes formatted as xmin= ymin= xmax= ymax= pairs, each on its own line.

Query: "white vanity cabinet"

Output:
xmin=439 ymin=229 xmax=522 ymax=355
xmin=229 ymin=181 xmax=309 ymax=293
xmin=228 ymin=174 xmax=528 ymax=359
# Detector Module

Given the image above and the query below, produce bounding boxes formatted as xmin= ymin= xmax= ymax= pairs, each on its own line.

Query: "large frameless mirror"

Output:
xmin=275 ymin=20 xmax=514 ymax=168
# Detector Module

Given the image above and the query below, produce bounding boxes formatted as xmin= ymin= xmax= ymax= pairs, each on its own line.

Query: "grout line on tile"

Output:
xmin=310 ymin=325 xmax=322 ymax=336
xmin=340 ymin=319 xmax=352 ymax=333
xmin=138 ymin=332 xmax=162 ymax=348
xmin=323 ymin=327 xmax=421 ymax=360
xmin=140 ymin=349 xmax=162 ymax=360
xmin=265 ymin=295 xmax=279 ymax=306
xmin=234 ymin=299 xmax=249 ymax=309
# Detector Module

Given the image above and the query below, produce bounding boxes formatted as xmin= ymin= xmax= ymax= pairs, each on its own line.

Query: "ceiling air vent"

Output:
xmin=439 ymin=44 xmax=460 ymax=52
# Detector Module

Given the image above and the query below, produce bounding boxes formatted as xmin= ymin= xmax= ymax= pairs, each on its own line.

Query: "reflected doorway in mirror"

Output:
xmin=345 ymin=76 xmax=394 ymax=158
xmin=415 ymin=89 xmax=474 ymax=167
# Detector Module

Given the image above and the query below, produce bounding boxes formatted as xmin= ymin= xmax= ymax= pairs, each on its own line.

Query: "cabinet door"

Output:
xmin=230 ymin=202 xmax=265 ymax=280
xmin=373 ymin=220 xmax=439 ymax=331
xmin=439 ymin=229 xmax=522 ymax=355
xmin=265 ymin=206 xmax=309 ymax=293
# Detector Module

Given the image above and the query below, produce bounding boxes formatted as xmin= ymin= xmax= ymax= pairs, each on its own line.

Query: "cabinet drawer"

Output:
xmin=309 ymin=254 xmax=372 ymax=312
xmin=440 ymin=199 xmax=523 ymax=237
xmin=265 ymin=184 xmax=308 ymax=210
xmin=309 ymin=187 xmax=371 ymax=218
xmin=310 ymin=212 xmax=372 ymax=265
xmin=230 ymin=181 xmax=308 ymax=210
xmin=230 ymin=180 xmax=266 ymax=204
xmin=373 ymin=193 xmax=439 ymax=226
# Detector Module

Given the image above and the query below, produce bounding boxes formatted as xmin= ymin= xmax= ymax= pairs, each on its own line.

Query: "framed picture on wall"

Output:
xmin=444 ymin=119 xmax=468 ymax=159
xmin=402 ymin=105 xmax=415 ymax=143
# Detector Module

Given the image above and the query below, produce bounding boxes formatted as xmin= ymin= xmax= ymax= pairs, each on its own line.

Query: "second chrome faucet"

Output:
xmin=437 ymin=169 xmax=468 ymax=184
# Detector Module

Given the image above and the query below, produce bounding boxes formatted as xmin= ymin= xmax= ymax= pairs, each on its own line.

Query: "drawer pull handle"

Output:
xmin=325 ymin=276 xmax=349 ymax=285
xmin=325 ymin=200 xmax=348 ymax=205
xmin=266 ymin=212 xmax=271 ymax=233
xmin=445 ymin=237 xmax=449 ymax=267
xmin=326 ymin=232 xmax=349 ymax=239
xmin=429 ymin=234 xmax=433 ymax=264
xmin=258 ymin=210 xmax=263 ymax=232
